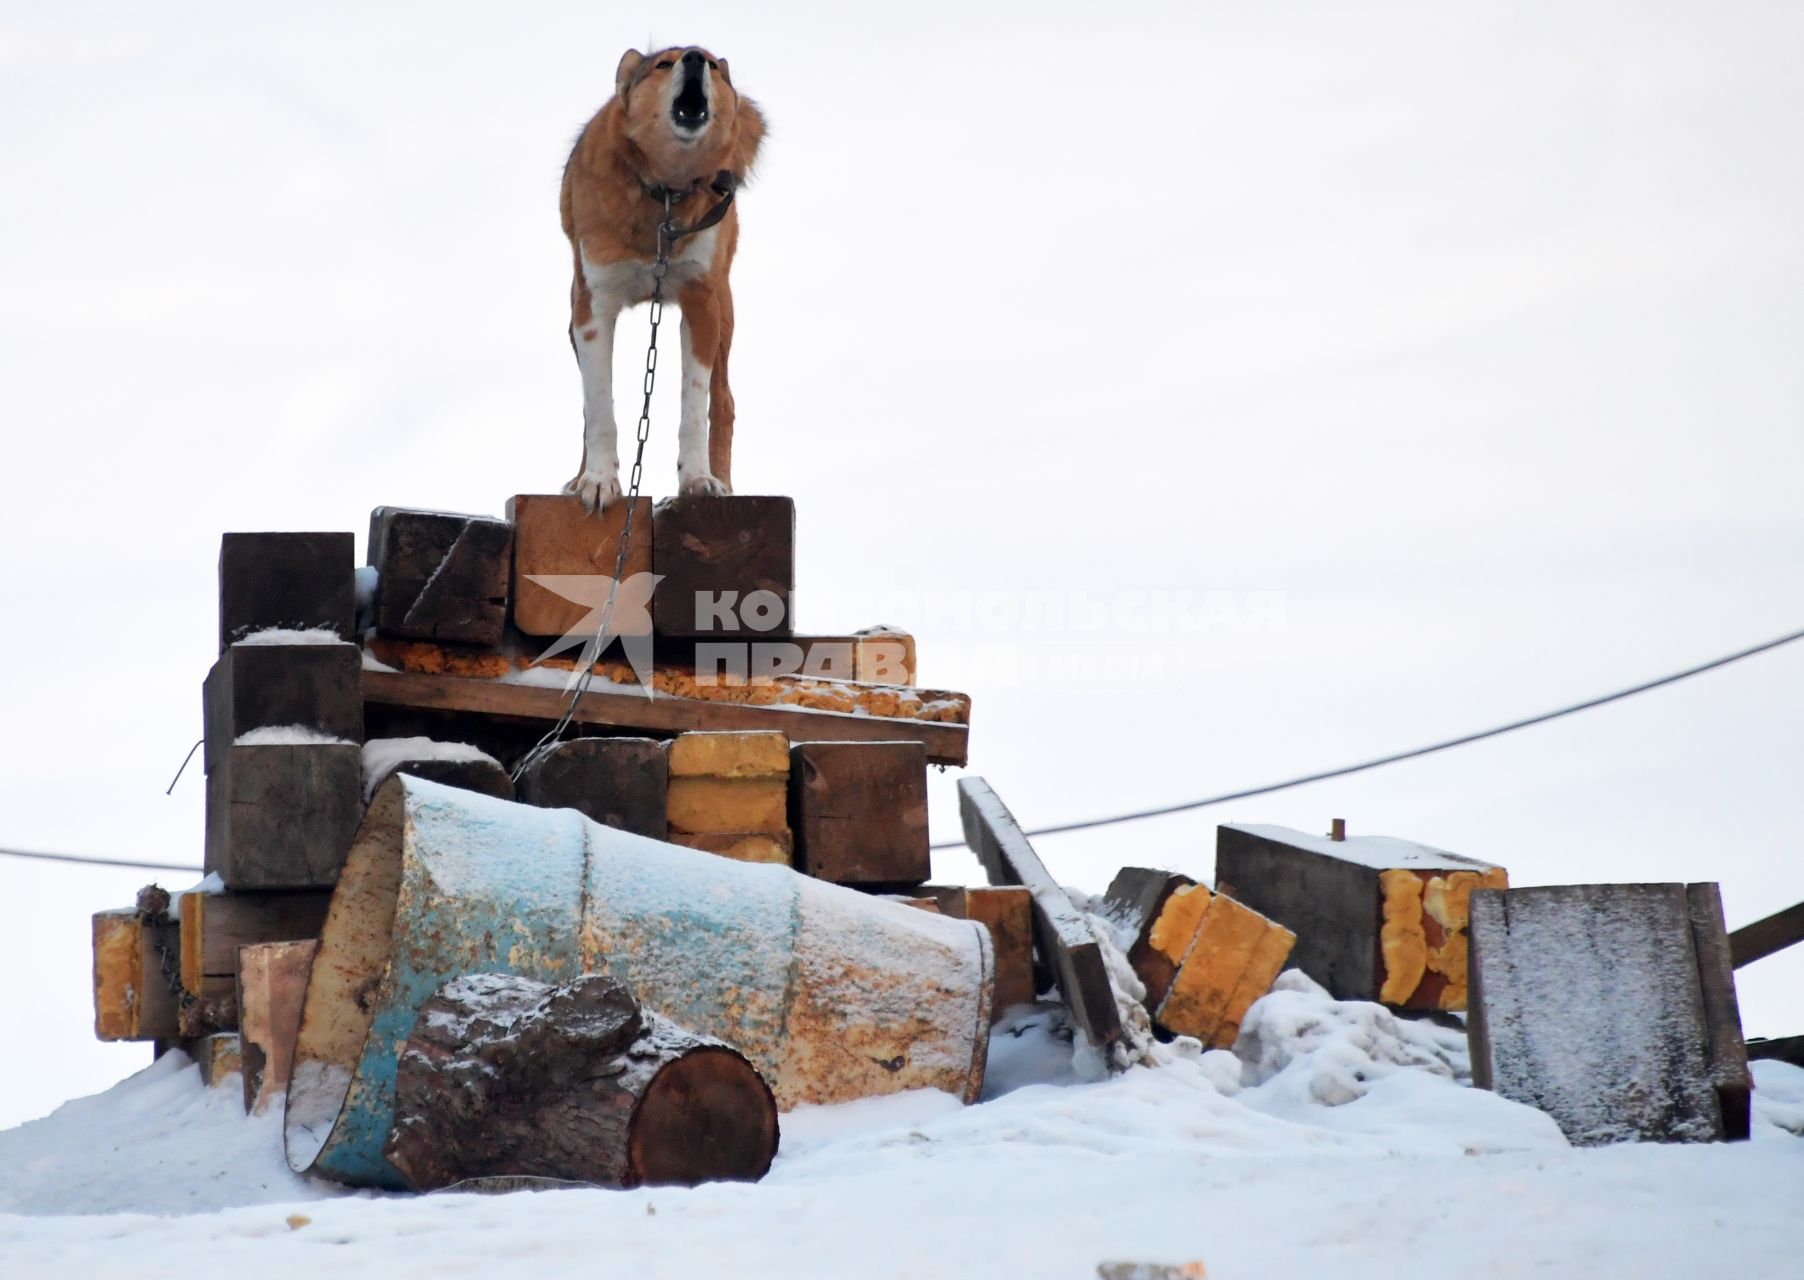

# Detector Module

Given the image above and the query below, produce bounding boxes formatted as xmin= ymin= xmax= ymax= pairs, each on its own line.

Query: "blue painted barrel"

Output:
xmin=285 ymin=775 xmax=993 ymax=1187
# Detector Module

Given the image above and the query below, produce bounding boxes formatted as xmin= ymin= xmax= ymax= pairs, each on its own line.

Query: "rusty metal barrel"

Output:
xmin=285 ymin=775 xmax=994 ymax=1187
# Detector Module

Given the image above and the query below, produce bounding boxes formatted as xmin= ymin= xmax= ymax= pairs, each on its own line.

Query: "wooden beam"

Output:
xmin=238 ymin=939 xmax=318 ymax=1114
xmin=1729 ymin=899 xmax=1804 ymax=969
xmin=957 ymin=777 xmax=1121 ymax=1054
xmin=362 ymin=668 xmax=970 ymax=766
xmin=177 ymin=889 xmax=331 ymax=1034
xmin=93 ymin=909 xmax=181 ymax=1042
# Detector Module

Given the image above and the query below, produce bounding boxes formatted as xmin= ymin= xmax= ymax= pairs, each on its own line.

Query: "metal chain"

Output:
xmin=136 ymin=892 xmax=198 ymax=1014
xmin=512 ymin=193 xmax=677 ymax=783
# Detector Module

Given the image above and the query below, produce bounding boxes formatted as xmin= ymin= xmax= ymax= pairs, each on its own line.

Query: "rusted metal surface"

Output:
xmin=286 ymin=775 xmax=994 ymax=1187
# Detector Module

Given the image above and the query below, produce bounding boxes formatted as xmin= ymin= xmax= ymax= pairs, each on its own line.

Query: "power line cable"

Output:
xmin=929 ymin=622 xmax=1804 ymax=849
xmin=1 ymin=846 xmax=202 ymax=873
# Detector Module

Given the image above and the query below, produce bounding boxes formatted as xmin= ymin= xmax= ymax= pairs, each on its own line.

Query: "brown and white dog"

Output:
xmin=560 ymin=46 xmax=765 ymax=511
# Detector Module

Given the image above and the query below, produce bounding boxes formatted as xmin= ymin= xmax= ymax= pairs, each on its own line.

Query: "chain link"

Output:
xmin=513 ymin=193 xmax=678 ymax=782
xmin=139 ymin=906 xmax=198 ymax=1014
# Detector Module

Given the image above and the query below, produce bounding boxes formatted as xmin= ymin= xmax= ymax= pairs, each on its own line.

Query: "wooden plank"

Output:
xmin=1468 ymin=883 xmax=1730 ymax=1145
xmin=178 ymin=889 xmax=330 ymax=999
xmin=93 ymin=909 xmax=181 ymax=1042
xmin=516 ymin=737 xmax=668 ymax=838
xmin=1686 ymin=882 xmax=1753 ymax=1141
xmin=790 ymin=741 xmax=929 ymax=887
xmin=1728 ymin=899 xmax=1804 ymax=969
xmin=961 ymin=886 xmax=1036 ymax=1016
xmin=1747 ymin=1035 xmax=1804 ymax=1068
xmin=361 ymin=668 xmax=970 ymax=766
xmin=205 ymin=742 xmax=364 ymax=889
xmin=238 ymin=939 xmax=318 ymax=1114
xmin=651 ymin=495 xmax=795 ymax=639
xmin=369 ymin=506 xmax=513 ymax=646
xmin=958 ymin=777 xmax=1120 ymax=1053
xmin=1215 ymin=824 xmax=1505 ymax=1011
xmin=218 ymin=531 xmax=355 ymax=651
xmin=201 ymin=639 xmax=362 ymax=774
xmin=507 ymin=494 xmax=654 ymax=638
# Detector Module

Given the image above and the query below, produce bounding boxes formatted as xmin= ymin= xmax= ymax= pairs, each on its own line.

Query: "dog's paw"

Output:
xmin=678 ymin=471 xmax=731 ymax=498
xmin=564 ymin=468 xmax=623 ymax=512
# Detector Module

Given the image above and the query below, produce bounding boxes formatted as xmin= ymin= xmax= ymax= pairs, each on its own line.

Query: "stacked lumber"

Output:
xmin=78 ymin=488 xmax=1766 ymax=1182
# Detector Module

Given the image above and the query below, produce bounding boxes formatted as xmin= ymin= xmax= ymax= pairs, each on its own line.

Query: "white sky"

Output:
xmin=2 ymin=1 xmax=1801 ymax=1128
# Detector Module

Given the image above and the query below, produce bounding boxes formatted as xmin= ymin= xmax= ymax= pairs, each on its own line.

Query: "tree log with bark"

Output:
xmin=383 ymin=972 xmax=778 ymax=1191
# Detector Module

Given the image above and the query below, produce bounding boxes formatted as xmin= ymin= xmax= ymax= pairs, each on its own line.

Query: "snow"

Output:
xmin=4 ymin=979 xmax=1800 ymax=1277
xmin=235 ymin=725 xmax=356 ymax=747
xmin=358 ymin=737 xmax=500 ymax=799
xmin=1227 ymin=822 xmax=1499 ymax=872
xmin=235 ymin=628 xmax=350 ymax=647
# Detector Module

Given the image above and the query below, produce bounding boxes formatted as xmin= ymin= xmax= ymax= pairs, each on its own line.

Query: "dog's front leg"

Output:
xmin=675 ymin=284 xmax=729 ymax=496
xmin=566 ymin=287 xmax=625 ymax=511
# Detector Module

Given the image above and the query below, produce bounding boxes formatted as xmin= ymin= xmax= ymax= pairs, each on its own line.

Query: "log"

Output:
xmin=176 ymin=890 xmax=330 ymax=1034
xmin=669 ymin=831 xmax=794 ymax=865
xmin=201 ymin=639 xmax=362 ymax=774
xmin=1467 ymin=882 xmax=1746 ymax=1145
xmin=218 ymin=531 xmax=355 ymax=651
xmin=363 ymin=667 xmax=970 ymax=765
xmin=507 ymin=494 xmax=655 ymax=638
xmin=360 ymin=738 xmax=515 ymax=802
xmin=1101 ymin=868 xmax=1201 ymax=1009
xmin=383 ymin=972 xmax=778 ymax=1191
xmin=238 ymin=939 xmax=317 ymax=1114
xmin=368 ymin=506 xmax=513 ymax=645
xmin=92 ymin=908 xmax=182 ymax=1041
xmin=933 ymin=886 xmax=1037 ymax=1017
xmin=1214 ymin=823 xmax=1506 ymax=1010
xmin=516 ymin=737 xmax=668 ymax=838
xmin=1747 ymin=1035 xmax=1804 ymax=1068
xmin=790 ymin=741 xmax=929 ymax=887
xmin=205 ymin=742 xmax=363 ymax=889
xmin=1728 ymin=899 xmax=1804 ymax=969
xmin=651 ymin=495 xmax=795 ymax=638
xmin=958 ymin=777 xmax=1121 ymax=1053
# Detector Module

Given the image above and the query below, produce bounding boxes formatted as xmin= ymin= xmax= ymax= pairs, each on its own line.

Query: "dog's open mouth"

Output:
xmin=671 ymin=71 xmax=709 ymax=133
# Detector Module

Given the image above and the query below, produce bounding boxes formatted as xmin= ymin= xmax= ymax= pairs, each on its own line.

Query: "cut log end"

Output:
xmin=630 ymin=1046 xmax=780 ymax=1187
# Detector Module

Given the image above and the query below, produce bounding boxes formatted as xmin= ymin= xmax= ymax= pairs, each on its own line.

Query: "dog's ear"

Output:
xmin=615 ymin=49 xmax=645 ymax=95
xmin=716 ymin=56 xmax=732 ymax=86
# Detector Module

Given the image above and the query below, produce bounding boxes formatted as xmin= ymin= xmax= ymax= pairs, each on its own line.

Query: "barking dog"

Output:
xmin=561 ymin=46 xmax=765 ymax=511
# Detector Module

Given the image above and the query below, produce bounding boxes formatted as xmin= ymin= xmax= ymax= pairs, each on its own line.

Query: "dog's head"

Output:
xmin=614 ymin=46 xmax=756 ymax=179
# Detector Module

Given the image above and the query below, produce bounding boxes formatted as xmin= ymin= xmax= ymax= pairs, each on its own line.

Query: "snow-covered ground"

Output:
xmin=3 ymin=975 xmax=1800 ymax=1279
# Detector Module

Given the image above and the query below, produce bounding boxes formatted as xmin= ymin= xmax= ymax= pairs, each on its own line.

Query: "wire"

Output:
xmin=1 ymin=846 xmax=202 ymax=873
xmin=930 ymin=622 xmax=1804 ymax=849
xmin=9 ymin=622 xmax=1804 ymax=871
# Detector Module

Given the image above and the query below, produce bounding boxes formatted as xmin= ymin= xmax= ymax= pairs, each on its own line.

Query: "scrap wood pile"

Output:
xmin=87 ymin=492 xmax=1785 ymax=1193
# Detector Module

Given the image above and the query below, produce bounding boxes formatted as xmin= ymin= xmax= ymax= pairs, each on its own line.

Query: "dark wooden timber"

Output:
xmin=516 ymin=737 xmax=668 ymax=838
xmin=1728 ymin=899 xmax=1804 ymax=969
xmin=361 ymin=668 xmax=969 ymax=766
xmin=202 ymin=640 xmax=362 ymax=773
xmin=205 ymin=743 xmax=363 ymax=889
xmin=218 ymin=532 xmax=355 ymax=651
xmin=1101 ymin=867 xmax=1199 ymax=1010
xmin=958 ymin=777 xmax=1120 ymax=1054
xmin=369 ymin=506 xmax=513 ymax=646
xmin=651 ymin=495 xmax=796 ymax=639
xmin=789 ymin=741 xmax=929 ymax=887
xmin=383 ymin=973 xmax=778 ymax=1191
